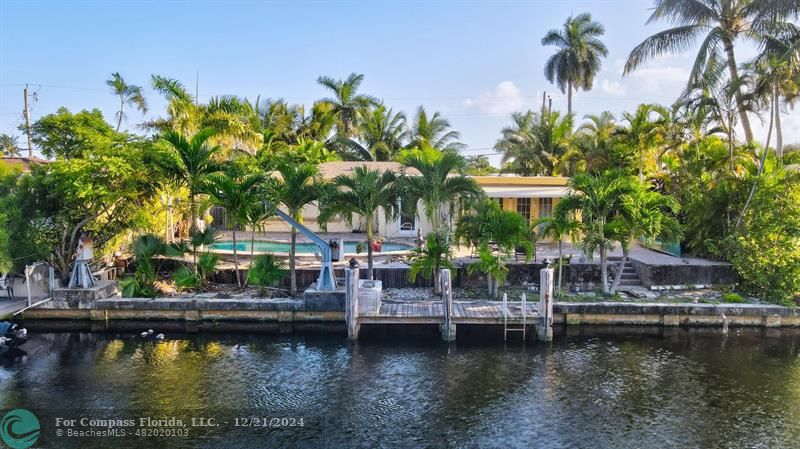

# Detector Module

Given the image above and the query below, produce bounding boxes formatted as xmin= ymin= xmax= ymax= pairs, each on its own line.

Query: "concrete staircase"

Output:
xmin=607 ymin=257 xmax=642 ymax=287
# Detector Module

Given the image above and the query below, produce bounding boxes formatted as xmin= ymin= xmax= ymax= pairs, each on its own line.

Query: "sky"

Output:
xmin=1 ymin=0 xmax=797 ymax=164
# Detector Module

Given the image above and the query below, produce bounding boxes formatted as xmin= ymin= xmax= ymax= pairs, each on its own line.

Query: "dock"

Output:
xmin=360 ymin=300 xmax=539 ymax=325
xmin=0 ymin=300 xmax=28 ymax=320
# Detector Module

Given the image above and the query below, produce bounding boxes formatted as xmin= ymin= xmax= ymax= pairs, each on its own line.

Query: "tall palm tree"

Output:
xmin=161 ymin=129 xmax=223 ymax=268
xmin=316 ymin=73 xmax=378 ymax=139
xmin=542 ymin=13 xmax=608 ymax=115
xmin=271 ymin=162 xmax=325 ymax=295
xmin=205 ymin=172 xmax=263 ymax=287
xmin=399 ymin=146 xmax=483 ymax=230
xmin=319 ymin=166 xmax=400 ymax=280
xmin=495 ymin=109 xmax=573 ymax=175
xmin=404 ymin=106 xmax=465 ymax=152
xmin=106 ymin=72 xmax=148 ymax=132
xmin=555 ymin=171 xmax=636 ymax=294
xmin=0 ymin=134 xmax=20 ymax=157
xmin=356 ymin=105 xmax=407 ymax=161
xmin=623 ymin=0 xmax=798 ymax=144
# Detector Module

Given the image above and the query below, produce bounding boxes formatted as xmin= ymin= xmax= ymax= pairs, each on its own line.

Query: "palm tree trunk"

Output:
xmin=366 ymin=218 xmax=374 ymax=280
xmin=735 ymin=88 xmax=775 ymax=232
xmin=775 ymin=91 xmax=783 ymax=165
xmin=232 ymin=228 xmax=241 ymax=287
xmin=722 ymin=40 xmax=754 ymax=143
xmin=290 ymin=226 xmax=297 ymax=296
xmin=567 ymin=80 xmax=573 ymax=116
xmin=190 ymin=193 xmax=197 ymax=273
xmin=600 ymin=243 xmax=609 ymax=295
xmin=434 ymin=268 xmax=441 ymax=295
xmin=117 ymin=96 xmax=124 ymax=132
xmin=610 ymin=247 xmax=628 ymax=294
xmin=246 ymin=226 xmax=256 ymax=287
xmin=487 ymin=273 xmax=493 ymax=296
xmin=557 ymin=240 xmax=563 ymax=293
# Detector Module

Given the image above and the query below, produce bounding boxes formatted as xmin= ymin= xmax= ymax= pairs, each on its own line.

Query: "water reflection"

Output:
xmin=0 ymin=328 xmax=798 ymax=448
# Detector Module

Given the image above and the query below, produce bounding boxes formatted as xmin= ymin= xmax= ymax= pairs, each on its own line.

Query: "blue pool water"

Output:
xmin=210 ymin=240 xmax=412 ymax=254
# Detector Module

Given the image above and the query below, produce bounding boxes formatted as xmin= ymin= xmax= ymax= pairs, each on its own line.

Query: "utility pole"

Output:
xmin=23 ymin=84 xmax=32 ymax=158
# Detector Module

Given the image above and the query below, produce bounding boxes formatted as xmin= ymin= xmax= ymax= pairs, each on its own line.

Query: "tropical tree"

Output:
xmin=399 ymin=146 xmax=483 ymax=230
xmin=320 ymin=166 xmax=400 ymax=280
xmin=535 ymin=214 xmax=580 ymax=294
xmin=205 ymin=172 xmax=263 ymax=287
xmin=555 ymin=171 xmax=636 ymax=294
xmin=148 ymin=75 xmax=262 ymax=152
xmin=464 ymin=155 xmax=498 ymax=175
xmin=355 ymin=105 xmax=407 ymax=161
xmin=542 ymin=12 xmax=609 ymax=114
xmin=404 ymin=107 xmax=465 ymax=152
xmin=27 ymin=107 xmax=122 ymax=159
xmin=408 ymin=230 xmax=454 ymax=294
xmin=161 ymin=129 xmax=222 ymax=267
xmin=617 ymin=103 xmax=670 ymax=180
xmin=607 ymin=181 xmax=682 ymax=294
xmin=623 ymin=0 xmax=799 ymax=143
xmin=316 ymin=73 xmax=378 ymax=139
xmin=106 ymin=72 xmax=147 ymax=131
xmin=271 ymin=162 xmax=325 ymax=295
xmin=496 ymin=109 xmax=573 ymax=175
xmin=0 ymin=134 xmax=20 ymax=157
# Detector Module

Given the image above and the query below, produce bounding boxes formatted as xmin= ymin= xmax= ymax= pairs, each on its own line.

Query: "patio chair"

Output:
xmin=0 ymin=273 xmax=14 ymax=300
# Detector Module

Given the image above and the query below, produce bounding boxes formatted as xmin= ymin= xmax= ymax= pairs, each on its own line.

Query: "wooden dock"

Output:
xmin=360 ymin=300 xmax=539 ymax=325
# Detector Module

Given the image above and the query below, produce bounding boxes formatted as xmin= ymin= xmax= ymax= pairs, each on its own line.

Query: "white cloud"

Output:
xmin=626 ymin=66 xmax=690 ymax=95
xmin=600 ymin=79 xmax=626 ymax=96
xmin=463 ymin=81 xmax=527 ymax=114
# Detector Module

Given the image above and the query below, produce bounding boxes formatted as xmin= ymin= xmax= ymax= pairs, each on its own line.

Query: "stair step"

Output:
xmin=619 ymin=280 xmax=642 ymax=286
xmin=621 ymin=274 xmax=639 ymax=279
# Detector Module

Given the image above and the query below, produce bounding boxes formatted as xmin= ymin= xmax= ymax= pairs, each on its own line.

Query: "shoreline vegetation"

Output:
xmin=1 ymin=6 xmax=798 ymax=308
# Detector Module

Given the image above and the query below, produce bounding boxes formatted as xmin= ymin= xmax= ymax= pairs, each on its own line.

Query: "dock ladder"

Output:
xmin=502 ymin=292 xmax=527 ymax=341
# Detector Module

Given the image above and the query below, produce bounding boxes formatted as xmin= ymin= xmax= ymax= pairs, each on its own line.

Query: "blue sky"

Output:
xmin=1 ymin=0 xmax=795 ymax=162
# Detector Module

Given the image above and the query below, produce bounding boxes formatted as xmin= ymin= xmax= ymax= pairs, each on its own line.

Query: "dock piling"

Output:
xmin=440 ymin=269 xmax=456 ymax=342
xmin=537 ymin=267 xmax=554 ymax=342
xmin=345 ymin=268 xmax=360 ymax=340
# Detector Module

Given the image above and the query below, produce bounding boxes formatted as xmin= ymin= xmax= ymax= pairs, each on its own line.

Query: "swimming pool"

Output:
xmin=210 ymin=240 xmax=412 ymax=254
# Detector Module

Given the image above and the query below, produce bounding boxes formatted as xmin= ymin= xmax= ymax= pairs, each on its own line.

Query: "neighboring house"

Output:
xmin=0 ymin=156 xmax=52 ymax=173
xmin=247 ymin=162 xmax=569 ymax=239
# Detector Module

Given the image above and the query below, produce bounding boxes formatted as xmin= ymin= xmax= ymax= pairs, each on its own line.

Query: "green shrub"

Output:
xmin=248 ymin=254 xmax=286 ymax=294
xmin=730 ymin=172 xmax=800 ymax=306
xmin=722 ymin=292 xmax=745 ymax=303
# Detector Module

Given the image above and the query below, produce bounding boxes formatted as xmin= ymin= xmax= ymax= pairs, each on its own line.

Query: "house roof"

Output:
xmin=317 ymin=161 xmax=420 ymax=179
xmin=0 ymin=156 xmax=52 ymax=173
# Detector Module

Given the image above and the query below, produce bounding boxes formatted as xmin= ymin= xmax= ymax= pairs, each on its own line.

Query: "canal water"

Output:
xmin=1 ymin=327 xmax=799 ymax=448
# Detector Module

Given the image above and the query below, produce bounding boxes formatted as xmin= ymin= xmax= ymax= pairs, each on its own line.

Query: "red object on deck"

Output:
xmin=370 ymin=240 xmax=382 ymax=253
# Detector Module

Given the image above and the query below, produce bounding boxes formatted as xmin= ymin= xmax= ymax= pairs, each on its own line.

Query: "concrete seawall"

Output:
xmin=18 ymin=297 xmax=800 ymax=329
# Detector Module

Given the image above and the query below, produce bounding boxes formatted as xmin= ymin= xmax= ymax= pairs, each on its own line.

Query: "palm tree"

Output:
xmin=316 ymin=73 xmax=378 ymax=139
xmin=607 ymin=181 xmax=681 ymax=294
xmin=356 ymin=105 xmax=407 ymax=161
xmin=271 ymin=162 xmax=325 ymax=295
xmin=617 ymin=103 xmax=670 ymax=180
xmin=205 ymin=172 xmax=263 ymax=287
xmin=148 ymin=75 xmax=262 ymax=152
xmin=408 ymin=230 xmax=454 ymax=294
xmin=106 ymin=72 xmax=147 ymax=132
xmin=404 ymin=106 xmax=465 ymax=152
xmin=555 ymin=171 xmax=636 ymax=294
xmin=399 ymin=146 xmax=483 ymax=231
xmin=495 ymin=109 xmax=573 ymax=175
xmin=535 ymin=214 xmax=580 ymax=294
xmin=0 ymin=134 xmax=20 ymax=157
xmin=542 ymin=13 xmax=608 ymax=115
xmin=623 ymin=0 xmax=798 ymax=144
xmin=161 ymin=129 xmax=223 ymax=268
xmin=320 ymin=166 xmax=400 ymax=280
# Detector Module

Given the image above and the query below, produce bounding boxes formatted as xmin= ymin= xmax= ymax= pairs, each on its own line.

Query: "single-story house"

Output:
xmin=210 ymin=162 xmax=570 ymax=238
xmin=0 ymin=156 xmax=51 ymax=173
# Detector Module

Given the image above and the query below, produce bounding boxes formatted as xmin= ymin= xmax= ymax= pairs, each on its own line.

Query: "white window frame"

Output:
xmin=396 ymin=199 xmax=419 ymax=236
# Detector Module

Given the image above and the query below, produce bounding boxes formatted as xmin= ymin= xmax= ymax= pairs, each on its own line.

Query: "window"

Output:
xmin=496 ymin=197 xmax=504 ymax=208
xmin=539 ymin=198 xmax=553 ymax=219
xmin=517 ymin=198 xmax=531 ymax=223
